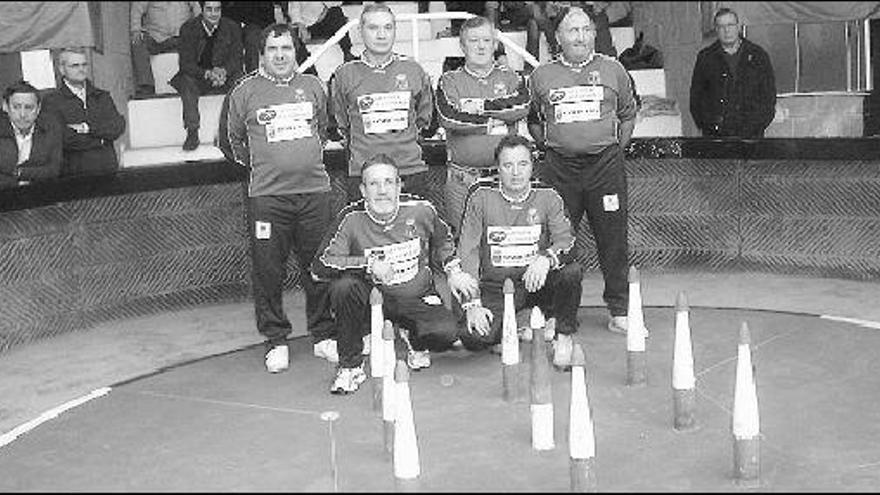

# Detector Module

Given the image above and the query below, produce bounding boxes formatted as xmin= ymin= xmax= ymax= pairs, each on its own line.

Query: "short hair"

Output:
xmin=259 ymin=23 xmax=300 ymax=55
xmin=360 ymin=2 xmax=395 ymax=26
xmin=198 ymin=0 xmax=220 ymax=9
xmin=57 ymin=47 xmax=88 ymax=66
xmin=552 ymin=6 xmax=596 ymax=34
xmin=361 ymin=153 xmax=399 ymax=179
xmin=494 ymin=134 xmax=534 ymax=166
xmin=459 ymin=15 xmax=493 ymax=44
xmin=3 ymin=80 xmax=41 ymax=105
xmin=714 ymin=8 xmax=739 ymax=25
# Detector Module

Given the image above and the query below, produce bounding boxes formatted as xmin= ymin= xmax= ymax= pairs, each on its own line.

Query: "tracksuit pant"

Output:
xmin=248 ymin=193 xmax=335 ymax=347
xmin=458 ymin=262 xmax=583 ymax=351
xmin=539 ymin=144 xmax=629 ymax=317
xmin=329 ymin=275 xmax=460 ymax=368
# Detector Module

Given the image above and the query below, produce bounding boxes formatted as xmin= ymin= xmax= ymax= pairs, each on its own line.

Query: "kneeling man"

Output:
xmin=312 ymin=153 xmax=478 ymax=394
xmin=458 ymin=134 xmax=583 ymax=369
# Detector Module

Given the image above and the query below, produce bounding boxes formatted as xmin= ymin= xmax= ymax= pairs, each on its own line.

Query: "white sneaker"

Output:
xmin=407 ymin=349 xmax=431 ymax=370
xmin=607 ymin=316 xmax=628 ymax=335
xmin=265 ymin=344 xmax=289 ymax=373
xmin=553 ymin=333 xmax=574 ymax=370
xmin=362 ymin=334 xmax=371 ymax=356
xmin=330 ymin=363 xmax=367 ymax=395
xmin=313 ymin=339 xmax=339 ymax=364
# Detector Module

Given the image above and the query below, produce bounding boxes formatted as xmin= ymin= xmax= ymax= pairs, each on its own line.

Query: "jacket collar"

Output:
xmin=0 ymin=112 xmax=51 ymax=138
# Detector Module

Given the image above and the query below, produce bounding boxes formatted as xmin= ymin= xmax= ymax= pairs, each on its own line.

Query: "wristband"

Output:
xmin=461 ymin=298 xmax=482 ymax=311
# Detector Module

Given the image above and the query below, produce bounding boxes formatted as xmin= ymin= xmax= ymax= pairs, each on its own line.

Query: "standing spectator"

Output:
xmin=220 ymin=23 xmax=336 ymax=374
xmin=130 ymin=1 xmax=201 ymax=97
xmin=457 ymin=135 xmax=582 ymax=368
xmin=311 ymin=154 xmax=479 ymax=394
xmin=222 ymin=2 xmax=287 ymax=73
xmin=171 ymin=0 xmax=243 ymax=151
xmin=288 ymin=2 xmax=355 ymax=62
xmin=0 ymin=81 xmax=62 ymax=188
xmin=527 ymin=6 xmax=637 ymax=335
xmin=435 ymin=15 xmax=530 ymax=235
xmin=330 ymin=3 xmax=435 ymax=202
xmin=689 ymin=7 xmax=776 ymax=138
xmin=44 ymin=48 xmax=126 ymax=177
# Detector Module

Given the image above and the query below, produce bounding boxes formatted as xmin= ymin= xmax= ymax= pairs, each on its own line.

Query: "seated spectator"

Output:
xmin=289 ymin=2 xmax=355 ymax=62
xmin=170 ymin=0 xmax=243 ymax=151
xmin=443 ymin=1 xmax=488 ymax=37
xmin=130 ymin=1 xmax=202 ymax=97
xmin=43 ymin=48 xmax=126 ymax=178
xmin=0 ymin=81 xmax=62 ymax=188
xmin=222 ymin=1 xmax=287 ymax=73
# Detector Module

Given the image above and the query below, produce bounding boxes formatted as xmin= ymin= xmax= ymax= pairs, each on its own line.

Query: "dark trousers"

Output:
xmin=242 ymin=23 xmax=264 ymax=74
xmin=330 ymin=275 xmax=460 ymax=368
xmin=248 ymin=193 xmax=335 ymax=346
xmin=170 ymin=72 xmax=231 ymax=131
xmin=459 ymin=262 xmax=583 ymax=351
xmin=539 ymin=145 xmax=629 ymax=317
xmin=131 ymin=35 xmax=179 ymax=92
xmin=308 ymin=6 xmax=353 ymax=57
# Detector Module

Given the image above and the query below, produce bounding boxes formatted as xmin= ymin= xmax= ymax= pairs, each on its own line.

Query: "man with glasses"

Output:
xmin=312 ymin=154 xmax=478 ymax=394
xmin=689 ymin=7 xmax=776 ymax=138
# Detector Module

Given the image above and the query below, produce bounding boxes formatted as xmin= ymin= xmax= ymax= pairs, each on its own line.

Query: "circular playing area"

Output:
xmin=1 ymin=306 xmax=879 ymax=492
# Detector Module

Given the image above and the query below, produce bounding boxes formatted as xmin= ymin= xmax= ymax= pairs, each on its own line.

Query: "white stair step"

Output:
xmin=127 ymin=94 xmax=225 ymax=149
xmin=122 ymin=145 xmax=225 ymax=168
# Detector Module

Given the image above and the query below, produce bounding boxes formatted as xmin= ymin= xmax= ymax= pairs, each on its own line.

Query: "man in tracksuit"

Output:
xmin=435 ymin=14 xmax=530 ymax=237
xmin=221 ymin=23 xmax=335 ymax=373
xmin=312 ymin=154 xmax=478 ymax=394
xmin=527 ymin=6 xmax=637 ymax=335
xmin=329 ymin=3 xmax=435 ymax=203
xmin=457 ymin=135 xmax=582 ymax=369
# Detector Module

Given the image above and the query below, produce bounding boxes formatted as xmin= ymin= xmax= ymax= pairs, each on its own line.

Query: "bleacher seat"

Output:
xmin=150 ymin=52 xmax=179 ymax=95
xmin=122 ymin=94 xmax=225 ymax=168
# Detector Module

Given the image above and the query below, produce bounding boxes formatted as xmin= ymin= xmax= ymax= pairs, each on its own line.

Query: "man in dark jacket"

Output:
xmin=0 ymin=81 xmax=62 ymax=189
xmin=44 ymin=48 xmax=126 ymax=177
xmin=689 ymin=8 xmax=776 ymax=138
xmin=170 ymin=0 xmax=243 ymax=150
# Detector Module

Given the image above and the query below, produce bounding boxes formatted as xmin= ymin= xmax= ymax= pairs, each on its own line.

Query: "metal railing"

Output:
xmin=297 ymin=11 xmax=540 ymax=75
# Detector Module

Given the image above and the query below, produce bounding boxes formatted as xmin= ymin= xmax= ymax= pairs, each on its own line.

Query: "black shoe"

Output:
xmin=183 ymin=129 xmax=199 ymax=151
xmin=135 ymin=85 xmax=155 ymax=98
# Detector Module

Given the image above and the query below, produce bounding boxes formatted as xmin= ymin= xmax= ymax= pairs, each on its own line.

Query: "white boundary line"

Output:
xmin=0 ymin=387 xmax=112 ymax=449
xmin=820 ymin=315 xmax=880 ymax=330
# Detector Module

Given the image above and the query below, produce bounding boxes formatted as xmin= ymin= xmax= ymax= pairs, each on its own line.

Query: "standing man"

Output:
xmin=330 ymin=3 xmax=435 ymax=202
xmin=690 ymin=7 xmax=776 ymax=138
xmin=171 ymin=0 xmax=243 ymax=151
xmin=130 ymin=1 xmax=201 ymax=97
xmin=312 ymin=154 xmax=478 ymax=394
xmin=435 ymin=15 xmax=530 ymax=236
xmin=527 ymin=6 xmax=637 ymax=335
xmin=0 ymin=81 xmax=62 ymax=188
xmin=44 ymin=48 xmax=126 ymax=177
xmin=221 ymin=23 xmax=335 ymax=374
xmin=457 ymin=135 xmax=582 ymax=368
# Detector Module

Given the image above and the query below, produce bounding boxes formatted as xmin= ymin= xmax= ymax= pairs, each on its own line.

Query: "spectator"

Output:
xmin=485 ymin=1 xmax=543 ymax=66
xmin=130 ymin=1 xmax=201 ymax=97
xmin=288 ymin=2 xmax=355 ymax=62
xmin=170 ymin=0 xmax=243 ymax=151
xmin=330 ymin=3 xmax=435 ymax=202
xmin=457 ymin=135 xmax=582 ymax=368
xmin=527 ymin=6 xmax=637 ymax=335
xmin=0 ymin=81 xmax=62 ymax=188
xmin=44 ymin=48 xmax=126 ymax=177
xmin=220 ymin=23 xmax=336 ymax=374
xmin=222 ymin=1 xmax=287 ymax=73
xmin=443 ymin=1 xmax=488 ymax=37
xmin=689 ymin=7 xmax=776 ymax=138
xmin=435 ymin=15 xmax=530 ymax=235
xmin=311 ymin=153 xmax=479 ymax=394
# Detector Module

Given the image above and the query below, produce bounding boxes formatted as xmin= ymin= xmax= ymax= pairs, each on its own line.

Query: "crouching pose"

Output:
xmin=457 ymin=135 xmax=583 ymax=369
xmin=311 ymin=153 xmax=479 ymax=394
